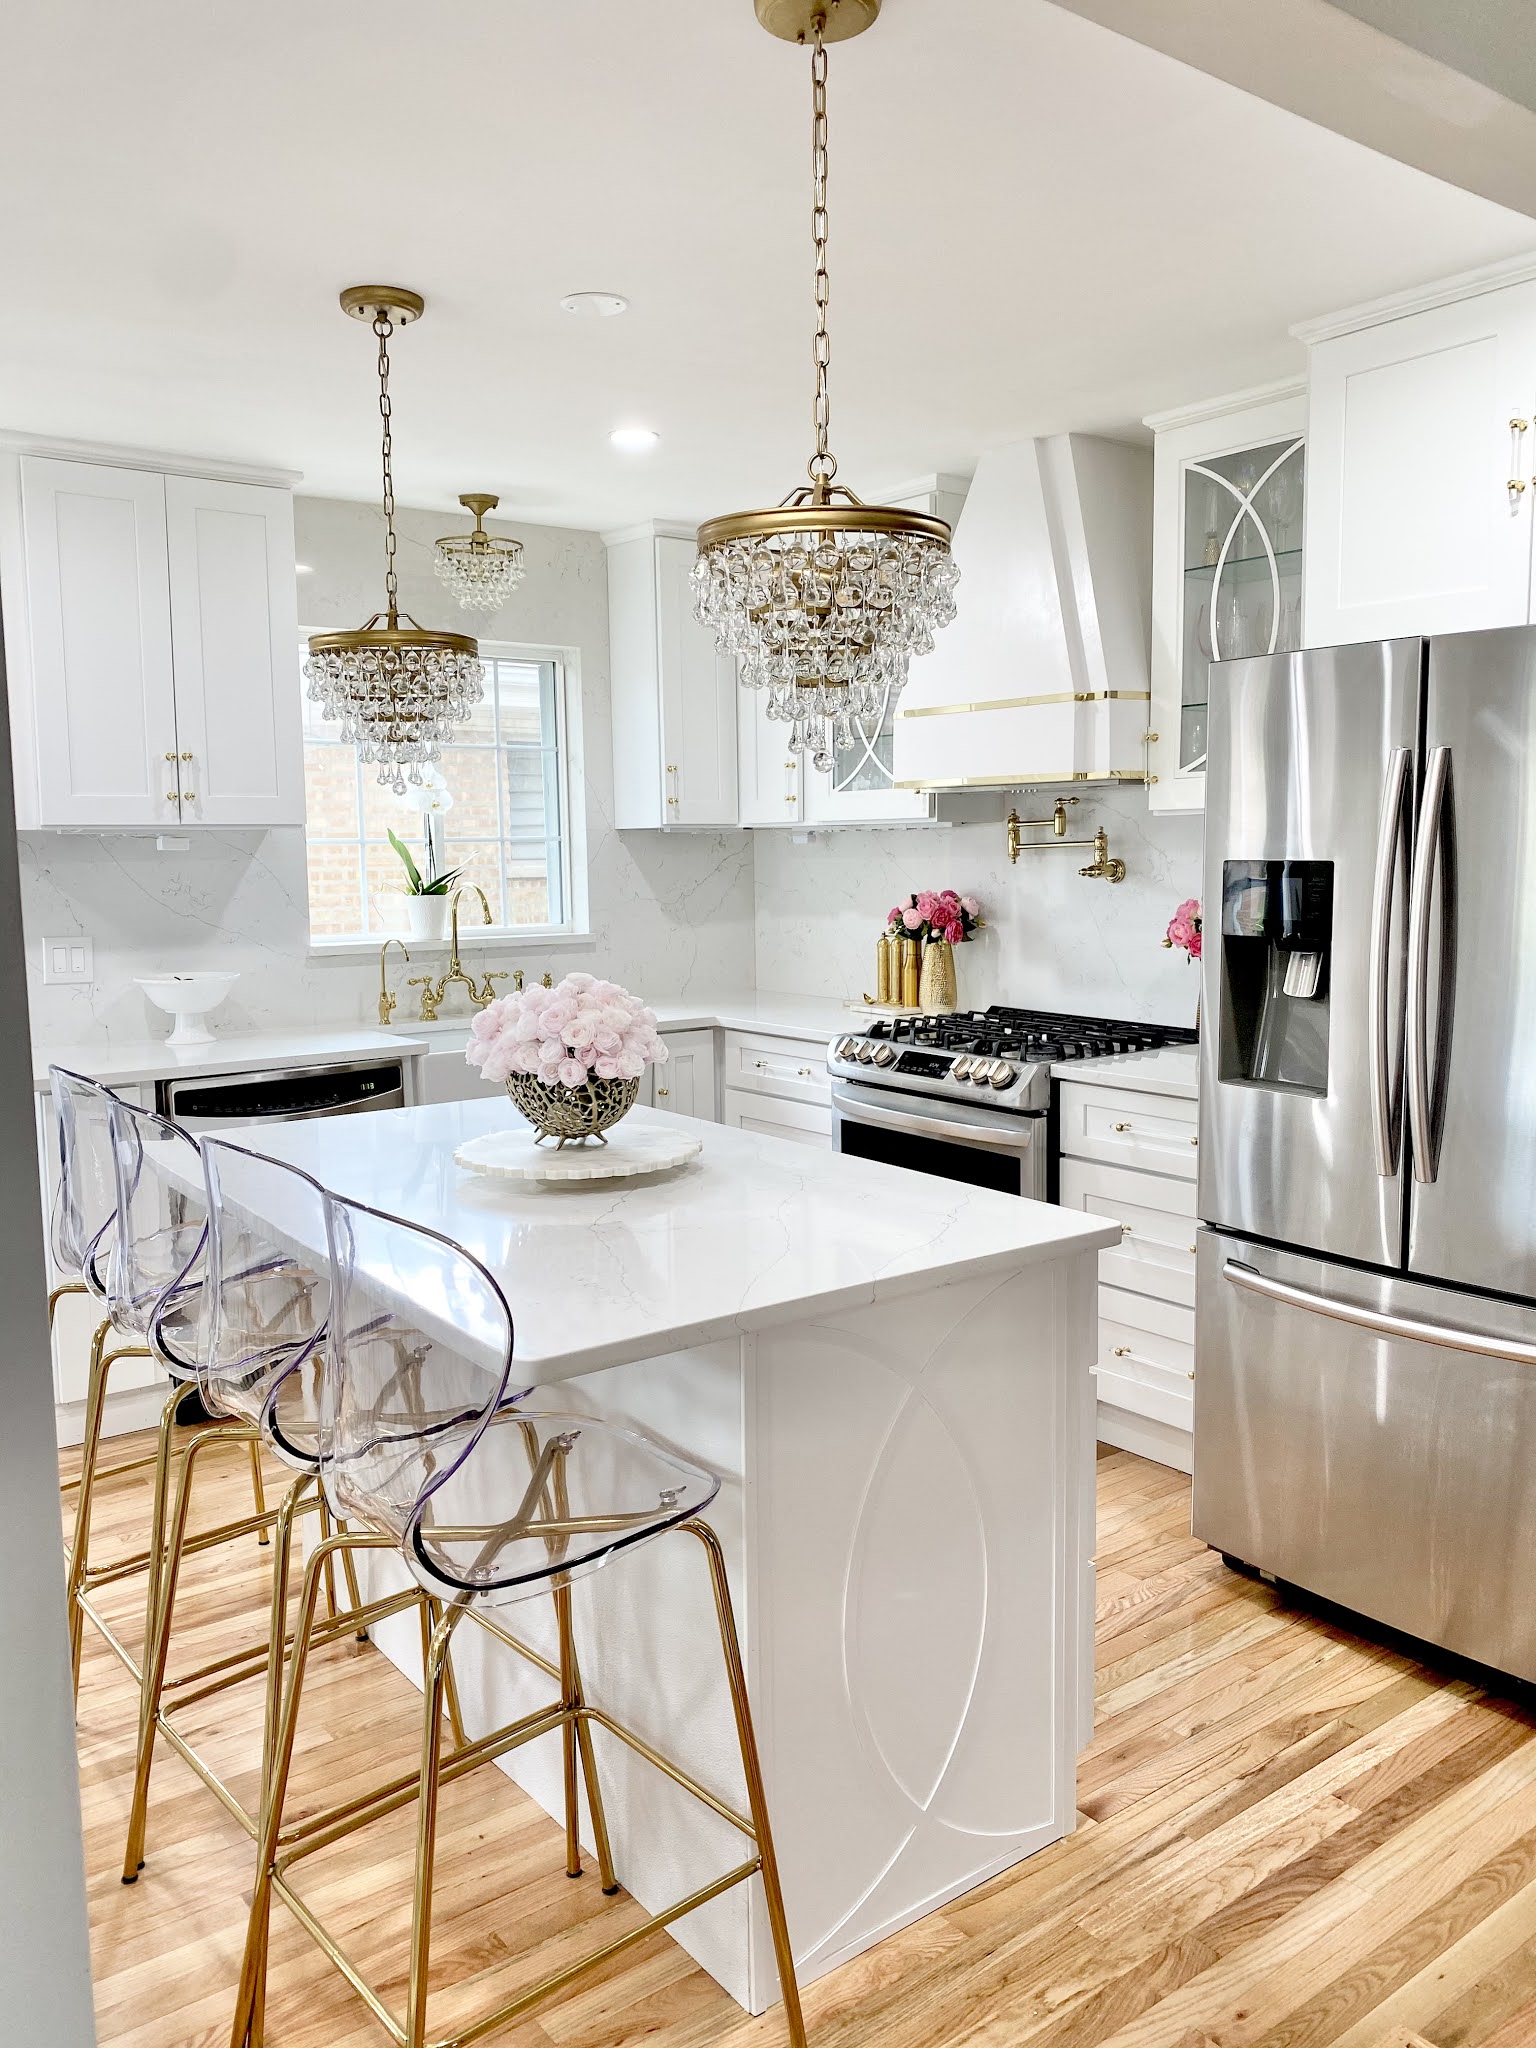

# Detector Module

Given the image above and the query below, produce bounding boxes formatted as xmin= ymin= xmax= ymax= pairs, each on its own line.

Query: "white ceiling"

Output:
xmin=3 ymin=0 xmax=1532 ymax=534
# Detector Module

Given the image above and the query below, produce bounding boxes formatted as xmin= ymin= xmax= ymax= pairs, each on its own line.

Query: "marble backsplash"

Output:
xmin=751 ymin=784 xmax=1205 ymax=1028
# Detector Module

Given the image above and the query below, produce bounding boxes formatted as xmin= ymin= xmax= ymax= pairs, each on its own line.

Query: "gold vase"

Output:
xmin=875 ymin=932 xmax=894 ymax=1006
xmin=897 ymin=936 xmax=920 ymax=1009
xmin=920 ymin=937 xmax=958 ymax=1014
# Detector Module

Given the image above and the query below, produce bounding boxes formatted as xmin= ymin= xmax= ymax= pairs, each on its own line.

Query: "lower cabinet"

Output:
xmin=719 ymin=1028 xmax=832 ymax=1148
xmin=641 ymin=1028 xmax=719 ymax=1122
xmin=1057 ymin=1080 xmax=1198 ymax=1473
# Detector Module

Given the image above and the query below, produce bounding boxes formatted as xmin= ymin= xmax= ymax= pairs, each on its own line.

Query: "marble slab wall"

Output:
xmin=22 ymin=497 xmax=756 ymax=1048
xmin=752 ymin=784 xmax=1205 ymax=1028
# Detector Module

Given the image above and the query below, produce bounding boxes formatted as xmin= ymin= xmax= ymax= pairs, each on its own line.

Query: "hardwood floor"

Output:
xmin=66 ymin=1430 xmax=1536 ymax=2048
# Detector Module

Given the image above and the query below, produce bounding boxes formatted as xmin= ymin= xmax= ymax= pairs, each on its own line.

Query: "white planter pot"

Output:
xmin=405 ymin=896 xmax=451 ymax=943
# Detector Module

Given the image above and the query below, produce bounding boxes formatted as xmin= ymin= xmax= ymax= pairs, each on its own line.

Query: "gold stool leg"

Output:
xmin=687 ymin=1519 xmax=807 ymax=2048
xmin=554 ymin=1580 xmax=619 ymax=1893
xmin=259 ymin=1474 xmax=314 ymax=1800
xmin=337 ymin=1520 xmax=367 ymax=1642
xmin=247 ymin=1436 xmax=270 ymax=1547
xmin=418 ymin=1596 xmax=468 ymax=1753
xmin=405 ymin=1598 xmax=462 ymax=2048
xmin=64 ymin=1316 xmax=112 ymax=1698
xmin=121 ymin=1422 xmax=244 ymax=1881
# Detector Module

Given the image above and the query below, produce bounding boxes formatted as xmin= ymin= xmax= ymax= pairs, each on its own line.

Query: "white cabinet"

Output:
xmin=1 ymin=445 xmax=304 ymax=830
xmin=1300 ymin=276 xmax=1536 ymax=646
xmin=737 ymin=694 xmax=804 ymax=826
xmin=1144 ymin=383 xmax=1306 ymax=813
xmin=641 ymin=1028 xmax=718 ymax=1121
xmin=719 ymin=1028 xmax=832 ymax=1147
xmin=1057 ymin=1076 xmax=1199 ymax=1473
xmin=607 ymin=524 xmax=737 ymax=830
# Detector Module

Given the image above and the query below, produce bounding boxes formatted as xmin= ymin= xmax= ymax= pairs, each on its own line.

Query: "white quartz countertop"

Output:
xmin=1049 ymin=1045 xmax=1199 ymax=1099
xmin=644 ymin=993 xmax=855 ymax=1043
xmin=32 ymin=1026 xmax=430 ymax=1092
xmin=222 ymin=1097 xmax=1118 ymax=1379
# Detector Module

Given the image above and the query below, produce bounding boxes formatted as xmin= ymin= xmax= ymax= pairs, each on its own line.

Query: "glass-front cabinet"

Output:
xmin=1145 ymin=382 xmax=1307 ymax=813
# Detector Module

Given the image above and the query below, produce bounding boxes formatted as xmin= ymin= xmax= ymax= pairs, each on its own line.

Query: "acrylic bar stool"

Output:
xmin=52 ymin=1067 xmax=259 ymax=1698
xmin=228 ymin=1193 xmax=806 ymax=2048
xmin=119 ymin=1136 xmax=417 ymax=1884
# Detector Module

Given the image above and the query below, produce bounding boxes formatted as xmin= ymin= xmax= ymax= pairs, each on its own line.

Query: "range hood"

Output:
xmin=892 ymin=434 xmax=1153 ymax=792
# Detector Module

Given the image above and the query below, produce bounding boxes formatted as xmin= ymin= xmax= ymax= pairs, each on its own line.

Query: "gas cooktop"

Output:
xmin=827 ymin=1005 xmax=1197 ymax=1115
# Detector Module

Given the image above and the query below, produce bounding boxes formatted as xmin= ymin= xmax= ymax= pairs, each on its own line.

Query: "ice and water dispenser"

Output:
xmin=1219 ymin=860 xmax=1333 ymax=1094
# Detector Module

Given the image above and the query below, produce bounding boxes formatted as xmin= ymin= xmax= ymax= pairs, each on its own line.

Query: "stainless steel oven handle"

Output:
xmin=1224 ymin=1256 xmax=1536 ymax=1365
xmin=1406 ymin=744 xmax=1451 ymax=1184
xmin=1368 ymin=746 xmax=1411 ymax=1177
xmin=830 ymin=1083 xmax=1038 ymax=1153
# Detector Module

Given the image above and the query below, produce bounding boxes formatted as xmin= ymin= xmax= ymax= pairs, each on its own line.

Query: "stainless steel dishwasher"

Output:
xmin=156 ymin=1057 xmax=407 ymax=1131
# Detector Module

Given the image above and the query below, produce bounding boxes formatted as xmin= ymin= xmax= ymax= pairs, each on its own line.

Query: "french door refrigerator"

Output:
xmin=1195 ymin=626 xmax=1536 ymax=1681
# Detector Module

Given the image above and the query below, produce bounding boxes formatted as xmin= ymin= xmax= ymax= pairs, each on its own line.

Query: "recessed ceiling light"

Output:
xmin=295 ymin=562 xmax=314 ymax=574
xmin=560 ymin=291 xmax=628 ymax=318
xmin=610 ymin=426 xmax=659 ymax=452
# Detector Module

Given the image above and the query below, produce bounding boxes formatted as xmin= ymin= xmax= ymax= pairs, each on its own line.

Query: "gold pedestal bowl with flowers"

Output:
xmin=466 ymin=973 xmax=667 ymax=1148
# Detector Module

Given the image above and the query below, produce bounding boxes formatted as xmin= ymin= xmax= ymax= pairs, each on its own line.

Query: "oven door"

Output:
xmin=831 ymin=1079 xmax=1047 ymax=1199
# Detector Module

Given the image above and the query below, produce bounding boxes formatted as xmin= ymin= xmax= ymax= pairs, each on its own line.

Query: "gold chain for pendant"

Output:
xmin=374 ymin=310 xmax=398 ymax=618
xmin=809 ymin=18 xmax=835 ymax=490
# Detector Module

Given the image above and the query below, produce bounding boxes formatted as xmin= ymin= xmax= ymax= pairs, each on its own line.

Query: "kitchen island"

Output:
xmin=225 ymin=1097 xmax=1118 ymax=2013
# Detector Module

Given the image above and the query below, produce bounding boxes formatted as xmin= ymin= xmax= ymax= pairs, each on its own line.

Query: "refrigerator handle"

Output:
xmin=1224 ymin=1258 xmax=1536 ymax=1366
xmin=1407 ymin=745 xmax=1452 ymax=1185
xmin=1368 ymin=746 xmax=1412 ymax=1177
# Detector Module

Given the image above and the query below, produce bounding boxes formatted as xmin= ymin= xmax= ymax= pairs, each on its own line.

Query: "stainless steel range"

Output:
xmin=828 ymin=1007 xmax=1196 ymax=1200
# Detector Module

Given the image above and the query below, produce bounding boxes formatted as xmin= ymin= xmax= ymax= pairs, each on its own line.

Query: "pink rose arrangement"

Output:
xmin=1164 ymin=898 xmax=1202 ymax=962
xmin=465 ymin=973 xmax=668 ymax=1092
xmin=887 ymin=890 xmax=984 ymax=946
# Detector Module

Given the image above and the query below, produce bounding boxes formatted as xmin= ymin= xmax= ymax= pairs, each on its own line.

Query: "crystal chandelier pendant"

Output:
xmin=693 ymin=2 xmax=958 ymax=779
xmin=434 ymin=492 xmax=526 ymax=613
xmin=305 ymin=286 xmax=484 ymax=794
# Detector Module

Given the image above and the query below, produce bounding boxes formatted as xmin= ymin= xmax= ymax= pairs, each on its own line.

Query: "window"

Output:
xmin=302 ymin=648 xmax=574 ymax=942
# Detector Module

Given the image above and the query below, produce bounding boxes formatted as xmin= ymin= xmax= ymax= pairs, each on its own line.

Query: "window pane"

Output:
xmin=502 ymin=747 xmax=553 ymax=838
xmin=306 ymin=842 xmax=365 ymax=939
xmin=458 ymin=671 xmax=498 ymax=741
xmin=445 ymin=843 xmax=505 ymax=926
xmin=362 ymin=843 xmax=416 ymax=935
xmin=435 ymin=748 xmax=502 ymax=839
xmin=495 ymin=662 xmax=547 ymax=745
xmin=303 ymin=744 xmax=360 ymax=839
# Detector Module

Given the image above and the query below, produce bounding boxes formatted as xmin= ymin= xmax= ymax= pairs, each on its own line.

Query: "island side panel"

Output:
xmin=744 ymin=1249 xmax=1098 ymax=1999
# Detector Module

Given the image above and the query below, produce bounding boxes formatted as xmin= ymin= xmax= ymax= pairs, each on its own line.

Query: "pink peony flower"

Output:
xmin=1164 ymin=898 xmax=1203 ymax=961
xmin=556 ymin=1056 xmax=589 ymax=1089
xmin=887 ymin=906 xmax=902 ymax=927
xmin=901 ymin=905 xmax=924 ymax=931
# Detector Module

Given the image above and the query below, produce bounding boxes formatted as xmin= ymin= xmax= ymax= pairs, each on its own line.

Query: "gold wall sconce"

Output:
xmin=1006 ymin=797 xmax=1127 ymax=882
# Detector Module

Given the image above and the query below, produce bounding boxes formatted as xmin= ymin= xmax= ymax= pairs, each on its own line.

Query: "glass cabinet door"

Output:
xmin=1178 ymin=436 xmax=1304 ymax=773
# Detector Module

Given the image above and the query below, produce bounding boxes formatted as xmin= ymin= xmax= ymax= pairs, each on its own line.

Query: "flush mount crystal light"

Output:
xmin=305 ymin=286 xmax=483 ymax=795
xmin=434 ymin=493 xmax=526 ymax=613
xmin=693 ymin=0 xmax=958 ymax=775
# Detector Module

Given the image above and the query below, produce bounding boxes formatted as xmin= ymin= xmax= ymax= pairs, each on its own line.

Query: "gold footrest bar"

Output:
xmin=155 ymin=1717 xmax=259 ymax=1839
xmin=161 ymin=1584 xmax=416 ymax=1715
xmin=581 ymin=1705 xmax=754 ymax=1838
xmin=73 ymin=1591 xmax=144 ymax=1684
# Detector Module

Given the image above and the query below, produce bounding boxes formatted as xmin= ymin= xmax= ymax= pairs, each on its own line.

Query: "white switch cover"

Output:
xmin=42 ymin=935 xmax=94 ymax=985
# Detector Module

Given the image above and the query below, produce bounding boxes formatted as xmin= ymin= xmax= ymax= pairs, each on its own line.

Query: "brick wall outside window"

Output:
xmin=301 ymin=650 xmax=570 ymax=941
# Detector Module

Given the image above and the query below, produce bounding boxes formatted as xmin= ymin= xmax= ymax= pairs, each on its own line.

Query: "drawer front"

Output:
xmin=723 ymin=1031 xmax=832 ymax=1107
xmin=1059 ymin=1081 xmax=1199 ymax=1178
xmin=1095 ymin=1360 xmax=1193 ymax=1433
xmin=721 ymin=1085 xmax=832 ymax=1147
xmin=1059 ymin=1157 xmax=1196 ymax=1308
xmin=1101 ymin=1283 xmax=1193 ymax=1351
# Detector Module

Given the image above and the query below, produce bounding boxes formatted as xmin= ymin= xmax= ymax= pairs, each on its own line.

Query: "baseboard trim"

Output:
xmin=55 ymin=1379 xmax=168 ymax=1449
xmin=1097 ymin=1402 xmax=1192 ymax=1474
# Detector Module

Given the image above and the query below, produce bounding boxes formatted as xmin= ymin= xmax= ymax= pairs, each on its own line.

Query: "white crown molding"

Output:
xmin=1291 ymin=250 xmax=1536 ymax=344
xmin=600 ymin=518 xmax=696 ymax=547
xmin=0 ymin=428 xmax=302 ymax=487
xmin=1143 ymin=377 xmax=1307 ymax=434
xmin=883 ymin=471 xmax=974 ymax=500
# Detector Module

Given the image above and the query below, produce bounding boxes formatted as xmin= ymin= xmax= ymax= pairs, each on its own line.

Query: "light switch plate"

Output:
xmin=42 ymin=935 xmax=94 ymax=985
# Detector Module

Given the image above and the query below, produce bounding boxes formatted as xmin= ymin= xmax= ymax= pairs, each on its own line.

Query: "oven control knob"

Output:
xmin=832 ymin=1037 xmax=851 ymax=1060
xmin=951 ymin=1056 xmax=973 ymax=1081
xmin=988 ymin=1060 xmax=1017 ymax=1089
xmin=855 ymin=1040 xmax=878 ymax=1064
xmin=873 ymin=1043 xmax=897 ymax=1067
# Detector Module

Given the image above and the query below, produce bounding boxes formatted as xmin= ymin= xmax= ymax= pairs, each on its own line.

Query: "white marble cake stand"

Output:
xmin=454 ymin=1121 xmax=703 ymax=1183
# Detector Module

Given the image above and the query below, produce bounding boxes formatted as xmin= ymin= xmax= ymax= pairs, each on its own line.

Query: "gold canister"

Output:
xmin=920 ymin=937 xmax=958 ymax=1014
xmin=875 ymin=931 xmax=893 ymax=1005
xmin=897 ymin=935 xmax=920 ymax=1009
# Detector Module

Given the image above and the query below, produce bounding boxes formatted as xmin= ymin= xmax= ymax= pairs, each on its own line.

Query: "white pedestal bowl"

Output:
xmin=135 ymin=972 xmax=240 ymax=1047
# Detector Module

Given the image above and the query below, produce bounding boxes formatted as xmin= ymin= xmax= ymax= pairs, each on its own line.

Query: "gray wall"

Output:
xmin=0 ymin=630 xmax=96 ymax=2038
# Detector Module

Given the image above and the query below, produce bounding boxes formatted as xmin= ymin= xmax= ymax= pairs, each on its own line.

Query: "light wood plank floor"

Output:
xmin=65 ymin=1429 xmax=1536 ymax=2048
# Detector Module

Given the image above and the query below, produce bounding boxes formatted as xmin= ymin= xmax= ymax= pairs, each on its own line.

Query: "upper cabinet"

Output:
xmin=1300 ymin=268 xmax=1536 ymax=646
xmin=0 ymin=444 xmax=304 ymax=830
xmin=1145 ymin=383 xmax=1307 ymax=814
xmin=607 ymin=524 xmax=737 ymax=830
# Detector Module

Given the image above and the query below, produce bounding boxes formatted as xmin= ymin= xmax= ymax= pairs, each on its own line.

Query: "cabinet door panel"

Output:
xmin=1305 ymin=288 xmax=1536 ymax=644
xmin=737 ymin=690 xmax=802 ymax=826
xmin=652 ymin=1028 xmax=718 ymax=1122
xmin=21 ymin=458 xmax=176 ymax=826
xmin=166 ymin=476 xmax=303 ymax=826
xmin=655 ymin=537 xmax=737 ymax=826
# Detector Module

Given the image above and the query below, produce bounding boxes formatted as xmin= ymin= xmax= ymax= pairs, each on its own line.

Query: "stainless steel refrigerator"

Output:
xmin=1195 ymin=626 xmax=1536 ymax=1681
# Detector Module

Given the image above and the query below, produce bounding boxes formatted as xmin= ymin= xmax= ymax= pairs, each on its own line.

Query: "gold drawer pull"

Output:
xmin=1113 ymin=1121 xmax=1130 ymax=1133
xmin=1188 ymin=1243 xmax=1198 ymax=1256
xmin=1187 ymin=1369 xmax=1196 ymax=1380
xmin=1190 ymin=1135 xmax=1198 ymax=1147
xmin=755 ymin=1059 xmax=769 ymax=1070
xmin=656 ymin=1086 xmax=670 ymax=1098
xmin=797 ymin=1066 xmax=814 ymax=1078
xmin=1111 ymin=1345 xmax=1130 ymax=1357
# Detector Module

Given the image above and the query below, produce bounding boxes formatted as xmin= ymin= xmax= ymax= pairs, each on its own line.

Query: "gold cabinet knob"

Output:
xmin=164 ymin=751 xmax=178 ymax=763
xmin=180 ymin=751 xmax=194 ymax=761
xmin=1188 ymin=1243 xmax=1198 ymax=1255
xmin=1509 ymin=479 xmax=1528 ymax=494
xmin=1113 ymin=1121 xmax=1130 ymax=1133
xmin=1190 ymin=1135 xmax=1199 ymax=1147
xmin=181 ymin=792 xmax=195 ymax=803
xmin=656 ymin=1086 xmax=669 ymax=1098
xmin=1111 ymin=1345 xmax=1130 ymax=1357
xmin=166 ymin=792 xmax=179 ymax=803
xmin=1187 ymin=1369 xmax=1196 ymax=1380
